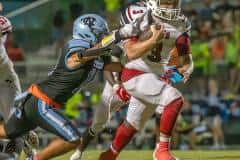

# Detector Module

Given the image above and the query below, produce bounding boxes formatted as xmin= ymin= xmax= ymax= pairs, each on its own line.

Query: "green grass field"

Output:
xmin=51 ymin=150 xmax=240 ymax=160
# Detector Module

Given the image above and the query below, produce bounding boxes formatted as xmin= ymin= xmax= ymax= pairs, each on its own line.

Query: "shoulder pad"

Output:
xmin=67 ymin=39 xmax=91 ymax=53
xmin=119 ymin=10 xmax=151 ymax=38
xmin=120 ymin=3 xmax=147 ymax=25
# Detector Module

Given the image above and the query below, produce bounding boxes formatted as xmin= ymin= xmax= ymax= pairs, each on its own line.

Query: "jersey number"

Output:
xmin=147 ymin=43 xmax=163 ymax=62
xmin=132 ymin=10 xmax=144 ymax=14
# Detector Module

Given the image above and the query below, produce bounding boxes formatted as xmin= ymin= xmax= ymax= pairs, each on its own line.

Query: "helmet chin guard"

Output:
xmin=146 ymin=0 xmax=181 ymax=21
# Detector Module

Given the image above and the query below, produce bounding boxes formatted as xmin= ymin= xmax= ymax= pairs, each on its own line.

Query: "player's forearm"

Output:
xmin=103 ymin=62 xmax=123 ymax=72
xmin=124 ymin=39 xmax=157 ymax=60
xmin=66 ymin=53 xmax=98 ymax=69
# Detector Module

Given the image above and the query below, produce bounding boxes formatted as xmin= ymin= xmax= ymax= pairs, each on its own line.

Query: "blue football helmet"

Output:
xmin=73 ymin=14 xmax=109 ymax=45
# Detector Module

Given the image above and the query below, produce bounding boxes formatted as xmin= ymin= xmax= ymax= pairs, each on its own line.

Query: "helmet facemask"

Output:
xmin=147 ymin=0 xmax=181 ymax=21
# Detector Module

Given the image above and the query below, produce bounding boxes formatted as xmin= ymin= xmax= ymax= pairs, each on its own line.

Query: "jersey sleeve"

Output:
xmin=175 ymin=15 xmax=192 ymax=56
xmin=67 ymin=39 xmax=91 ymax=55
xmin=175 ymin=33 xmax=191 ymax=56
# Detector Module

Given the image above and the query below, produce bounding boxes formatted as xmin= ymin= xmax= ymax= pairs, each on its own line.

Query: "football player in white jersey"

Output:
xmin=74 ymin=1 xmax=192 ymax=159
xmin=0 ymin=16 xmax=21 ymax=121
xmin=0 ymin=15 xmax=39 ymax=159
xmin=97 ymin=0 xmax=194 ymax=160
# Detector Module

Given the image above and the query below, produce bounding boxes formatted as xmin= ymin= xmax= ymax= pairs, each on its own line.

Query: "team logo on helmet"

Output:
xmin=81 ymin=16 xmax=96 ymax=28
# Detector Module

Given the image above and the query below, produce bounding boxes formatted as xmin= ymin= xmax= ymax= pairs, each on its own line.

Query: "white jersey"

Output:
xmin=0 ymin=43 xmax=20 ymax=87
xmin=0 ymin=16 xmax=21 ymax=121
xmin=120 ymin=4 xmax=191 ymax=75
xmin=0 ymin=42 xmax=21 ymax=120
xmin=117 ymin=3 xmax=186 ymax=131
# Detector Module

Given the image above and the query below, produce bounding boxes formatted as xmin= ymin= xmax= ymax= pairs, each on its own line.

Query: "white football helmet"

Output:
xmin=146 ymin=0 xmax=181 ymax=21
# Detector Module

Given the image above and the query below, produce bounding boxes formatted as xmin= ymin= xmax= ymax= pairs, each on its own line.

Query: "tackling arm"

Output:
xmin=76 ymin=32 xmax=122 ymax=59
xmin=77 ymin=11 xmax=153 ymax=59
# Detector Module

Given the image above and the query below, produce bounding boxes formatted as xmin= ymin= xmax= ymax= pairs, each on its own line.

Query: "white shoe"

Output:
xmin=70 ymin=149 xmax=83 ymax=160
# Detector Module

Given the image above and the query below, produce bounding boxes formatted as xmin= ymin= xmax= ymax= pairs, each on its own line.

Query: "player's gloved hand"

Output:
xmin=113 ymin=84 xmax=131 ymax=102
xmin=161 ymin=66 xmax=183 ymax=84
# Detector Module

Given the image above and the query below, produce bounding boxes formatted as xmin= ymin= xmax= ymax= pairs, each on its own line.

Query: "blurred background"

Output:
xmin=0 ymin=0 xmax=240 ymax=151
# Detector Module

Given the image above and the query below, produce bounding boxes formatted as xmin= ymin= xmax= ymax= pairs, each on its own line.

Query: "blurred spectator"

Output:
xmin=76 ymin=99 xmax=93 ymax=128
xmin=183 ymin=2 xmax=197 ymax=17
xmin=134 ymin=117 xmax=156 ymax=149
xmin=52 ymin=9 xmax=65 ymax=57
xmin=226 ymin=33 xmax=240 ymax=97
xmin=206 ymin=79 xmax=226 ymax=150
xmin=229 ymin=100 xmax=240 ymax=119
xmin=173 ymin=100 xmax=210 ymax=150
xmin=214 ymin=0 xmax=235 ymax=15
xmin=198 ymin=21 xmax=212 ymax=41
xmin=209 ymin=37 xmax=225 ymax=61
xmin=198 ymin=0 xmax=214 ymax=21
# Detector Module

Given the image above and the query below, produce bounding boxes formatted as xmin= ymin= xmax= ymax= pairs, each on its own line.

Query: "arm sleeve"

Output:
xmin=175 ymin=33 xmax=191 ymax=56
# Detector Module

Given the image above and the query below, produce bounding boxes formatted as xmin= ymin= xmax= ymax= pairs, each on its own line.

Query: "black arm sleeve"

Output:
xmin=77 ymin=31 xmax=122 ymax=58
